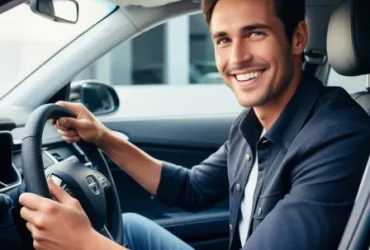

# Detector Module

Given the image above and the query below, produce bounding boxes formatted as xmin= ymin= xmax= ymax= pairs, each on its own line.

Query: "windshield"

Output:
xmin=0 ymin=0 xmax=116 ymax=98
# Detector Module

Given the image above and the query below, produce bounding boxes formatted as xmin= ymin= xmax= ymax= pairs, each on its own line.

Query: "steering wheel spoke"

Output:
xmin=99 ymin=225 xmax=114 ymax=241
xmin=93 ymin=170 xmax=111 ymax=190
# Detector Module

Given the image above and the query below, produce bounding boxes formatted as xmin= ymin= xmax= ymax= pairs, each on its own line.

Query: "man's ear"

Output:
xmin=292 ymin=21 xmax=308 ymax=56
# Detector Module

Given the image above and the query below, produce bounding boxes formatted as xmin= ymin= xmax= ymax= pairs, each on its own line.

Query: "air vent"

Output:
xmin=51 ymin=153 xmax=64 ymax=162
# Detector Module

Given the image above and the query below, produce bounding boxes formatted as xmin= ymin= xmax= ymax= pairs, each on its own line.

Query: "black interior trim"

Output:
xmin=103 ymin=115 xmax=236 ymax=149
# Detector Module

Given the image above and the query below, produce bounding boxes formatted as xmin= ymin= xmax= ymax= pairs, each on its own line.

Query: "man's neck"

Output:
xmin=254 ymin=68 xmax=303 ymax=131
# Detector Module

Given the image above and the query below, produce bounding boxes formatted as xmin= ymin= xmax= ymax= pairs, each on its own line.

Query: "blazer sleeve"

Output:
xmin=155 ymin=141 xmax=229 ymax=212
xmin=243 ymin=123 xmax=370 ymax=250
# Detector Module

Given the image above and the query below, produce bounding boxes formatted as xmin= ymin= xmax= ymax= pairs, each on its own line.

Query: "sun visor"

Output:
xmin=109 ymin=0 xmax=182 ymax=7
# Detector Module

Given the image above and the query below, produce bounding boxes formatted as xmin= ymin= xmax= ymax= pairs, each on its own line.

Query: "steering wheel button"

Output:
xmin=51 ymin=175 xmax=62 ymax=186
xmin=64 ymin=187 xmax=75 ymax=198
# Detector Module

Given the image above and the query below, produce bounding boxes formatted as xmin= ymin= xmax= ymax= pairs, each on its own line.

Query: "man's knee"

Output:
xmin=122 ymin=213 xmax=149 ymax=248
xmin=122 ymin=213 xmax=148 ymax=233
xmin=122 ymin=213 xmax=143 ymax=225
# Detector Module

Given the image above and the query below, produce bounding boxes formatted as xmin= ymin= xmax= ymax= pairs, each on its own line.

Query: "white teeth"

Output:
xmin=236 ymin=71 xmax=263 ymax=81
xmin=236 ymin=74 xmax=244 ymax=81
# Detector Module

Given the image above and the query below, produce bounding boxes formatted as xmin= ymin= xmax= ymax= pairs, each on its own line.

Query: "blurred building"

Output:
xmin=74 ymin=13 xmax=223 ymax=86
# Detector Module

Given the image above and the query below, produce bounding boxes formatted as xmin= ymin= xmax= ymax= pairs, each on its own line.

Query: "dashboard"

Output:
xmin=0 ymin=106 xmax=102 ymax=249
xmin=0 ymin=106 xmax=97 ymax=193
xmin=0 ymin=133 xmax=95 ymax=196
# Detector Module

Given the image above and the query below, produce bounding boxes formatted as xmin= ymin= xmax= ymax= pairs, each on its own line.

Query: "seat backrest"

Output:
xmin=351 ymin=88 xmax=370 ymax=116
xmin=327 ymin=0 xmax=370 ymax=116
xmin=326 ymin=0 xmax=370 ymax=249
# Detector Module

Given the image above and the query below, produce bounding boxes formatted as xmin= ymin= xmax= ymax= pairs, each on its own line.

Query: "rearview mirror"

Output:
xmin=70 ymin=81 xmax=120 ymax=116
xmin=30 ymin=0 xmax=79 ymax=24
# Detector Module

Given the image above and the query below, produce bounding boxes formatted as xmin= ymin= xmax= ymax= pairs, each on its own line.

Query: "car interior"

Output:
xmin=0 ymin=0 xmax=369 ymax=249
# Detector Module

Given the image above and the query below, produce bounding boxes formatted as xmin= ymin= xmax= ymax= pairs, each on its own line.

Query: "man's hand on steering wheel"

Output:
xmin=19 ymin=178 xmax=95 ymax=250
xmin=53 ymin=101 xmax=110 ymax=147
xmin=18 ymin=103 xmax=125 ymax=249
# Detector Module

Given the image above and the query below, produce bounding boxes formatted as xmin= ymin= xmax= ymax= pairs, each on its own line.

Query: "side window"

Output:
xmin=327 ymin=68 xmax=367 ymax=94
xmin=73 ymin=13 xmax=222 ymax=85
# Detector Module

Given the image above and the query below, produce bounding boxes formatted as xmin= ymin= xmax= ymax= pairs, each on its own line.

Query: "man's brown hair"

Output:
xmin=201 ymin=0 xmax=306 ymax=42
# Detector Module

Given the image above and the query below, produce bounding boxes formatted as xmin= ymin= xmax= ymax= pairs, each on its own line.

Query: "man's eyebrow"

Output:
xmin=212 ymin=23 xmax=271 ymax=39
xmin=212 ymin=31 xmax=228 ymax=40
xmin=241 ymin=23 xmax=270 ymax=31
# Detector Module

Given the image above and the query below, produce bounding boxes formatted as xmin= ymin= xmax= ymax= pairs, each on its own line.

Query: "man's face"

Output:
xmin=211 ymin=0 xmax=296 ymax=107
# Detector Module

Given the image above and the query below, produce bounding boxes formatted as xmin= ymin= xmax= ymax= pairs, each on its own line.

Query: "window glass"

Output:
xmin=73 ymin=13 xmax=223 ymax=85
xmin=0 ymin=0 xmax=115 ymax=98
xmin=189 ymin=14 xmax=221 ymax=84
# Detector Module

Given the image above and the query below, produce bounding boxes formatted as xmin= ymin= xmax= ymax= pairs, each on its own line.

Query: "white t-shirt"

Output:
xmin=238 ymin=130 xmax=266 ymax=247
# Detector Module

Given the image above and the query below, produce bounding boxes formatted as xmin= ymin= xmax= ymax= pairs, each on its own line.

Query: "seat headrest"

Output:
xmin=327 ymin=0 xmax=370 ymax=76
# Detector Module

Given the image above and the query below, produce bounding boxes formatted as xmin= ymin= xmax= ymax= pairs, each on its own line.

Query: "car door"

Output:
xmin=103 ymin=114 xmax=234 ymax=250
xmin=72 ymin=13 xmax=242 ymax=249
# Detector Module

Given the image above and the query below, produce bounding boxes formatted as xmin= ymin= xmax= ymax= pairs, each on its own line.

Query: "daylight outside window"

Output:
xmin=0 ymin=0 xmax=115 ymax=98
xmin=73 ymin=13 xmax=223 ymax=86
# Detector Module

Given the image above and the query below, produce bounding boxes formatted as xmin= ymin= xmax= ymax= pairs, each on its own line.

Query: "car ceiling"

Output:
xmin=115 ymin=0 xmax=344 ymax=6
xmin=111 ymin=0 xmax=182 ymax=7
xmin=0 ymin=0 xmax=348 ymax=54
xmin=0 ymin=0 xmax=26 ymax=14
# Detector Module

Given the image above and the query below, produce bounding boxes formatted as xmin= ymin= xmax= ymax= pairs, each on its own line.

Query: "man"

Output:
xmin=19 ymin=0 xmax=370 ymax=249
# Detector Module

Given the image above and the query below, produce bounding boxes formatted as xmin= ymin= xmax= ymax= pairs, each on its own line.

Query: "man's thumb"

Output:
xmin=47 ymin=178 xmax=70 ymax=204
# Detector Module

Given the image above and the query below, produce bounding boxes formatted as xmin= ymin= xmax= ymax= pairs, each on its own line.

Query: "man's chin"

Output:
xmin=233 ymin=90 xmax=261 ymax=108
xmin=237 ymin=98 xmax=258 ymax=108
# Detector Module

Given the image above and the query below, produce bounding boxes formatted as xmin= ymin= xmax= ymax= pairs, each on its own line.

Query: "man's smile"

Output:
xmin=231 ymin=69 xmax=267 ymax=89
xmin=235 ymin=70 xmax=264 ymax=81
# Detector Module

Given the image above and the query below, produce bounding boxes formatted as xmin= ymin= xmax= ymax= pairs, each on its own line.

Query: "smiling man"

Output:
xmin=210 ymin=0 xmax=303 ymax=120
xmin=19 ymin=0 xmax=370 ymax=249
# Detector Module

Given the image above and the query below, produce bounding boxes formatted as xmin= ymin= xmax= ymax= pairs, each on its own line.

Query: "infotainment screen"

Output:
xmin=0 ymin=131 xmax=15 ymax=185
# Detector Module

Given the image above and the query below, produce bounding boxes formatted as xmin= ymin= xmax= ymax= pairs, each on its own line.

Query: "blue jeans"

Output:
xmin=122 ymin=213 xmax=195 ymax=250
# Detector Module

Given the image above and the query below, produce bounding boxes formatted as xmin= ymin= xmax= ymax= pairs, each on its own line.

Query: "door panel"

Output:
xmin=102 ymin=114 xmax=237 ymax=249
xmin=104 ymin=115 xmax=236 ymax=148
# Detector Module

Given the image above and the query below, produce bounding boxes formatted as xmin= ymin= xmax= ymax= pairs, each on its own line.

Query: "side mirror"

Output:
xmin=30 ymin=0 xmax=79 ymax=24
xmin=70 ymin=81 xmax=120 ymax=116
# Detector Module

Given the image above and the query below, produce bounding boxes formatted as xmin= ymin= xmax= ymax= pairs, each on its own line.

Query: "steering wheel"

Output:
xmin=20 ymin=104 xmax=123 ymax=245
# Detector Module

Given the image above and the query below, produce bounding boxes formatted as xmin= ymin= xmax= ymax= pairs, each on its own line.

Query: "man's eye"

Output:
xmin=217 ymin=38 xmax=230 ymax=45
xmin=250 ymin=32 xmax=263 ymax=37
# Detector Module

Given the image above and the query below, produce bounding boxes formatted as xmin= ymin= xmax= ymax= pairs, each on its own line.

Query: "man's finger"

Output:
xmin=20 ymin=207 xmax=39 ymax=223
xmin=26 ymin=222 xmax=36 ymax=232
xmin=48 ymin=178 xmax=83 ymax=210
xmin=62 ymin=136 xmax=81 ymax=143
xmin=26 ymin=222 xmax=45 ymax=242
xmin=54 ymin=123 xmax=70 ymax=132
xmin=58 ymin=129 xmax=78 ymax=138
xmin=57 ymin=117 xmax=81 ymax=130
xmin=19 ymin=193 xmax=47 ymax=211
xmin=47 ymin=178 xmax=72 ymax=204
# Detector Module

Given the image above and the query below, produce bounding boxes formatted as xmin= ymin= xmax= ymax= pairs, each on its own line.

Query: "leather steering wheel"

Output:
xmin=21 ymin=104 xmax=123 ymax=245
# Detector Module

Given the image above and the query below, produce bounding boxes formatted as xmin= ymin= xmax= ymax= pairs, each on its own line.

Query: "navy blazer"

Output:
xmin=156 ymin=74 xmax=370 ymax=250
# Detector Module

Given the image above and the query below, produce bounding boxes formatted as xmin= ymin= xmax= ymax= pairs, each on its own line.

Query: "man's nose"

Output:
xmin=229 ymin=40 xmax=253 ymax=66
